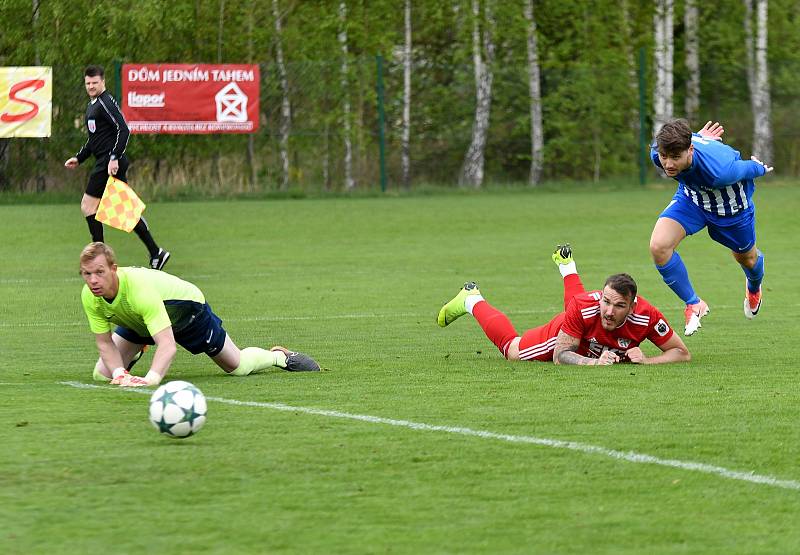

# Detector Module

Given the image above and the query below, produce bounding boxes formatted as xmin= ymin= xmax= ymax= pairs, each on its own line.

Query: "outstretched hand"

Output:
xmin=751 ymin=155 xmax=774 ymax=173
xmin=697 ymin=121 xmax=724 ymax=141
xmin=118 ymin=374 xmax=150 ymax=387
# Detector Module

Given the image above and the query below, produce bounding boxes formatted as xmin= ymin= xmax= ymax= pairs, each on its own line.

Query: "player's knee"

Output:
xmin=505 ymin=338 xmax=521 ymax=360
xmin=649 ymin=240 xmax=672 ymax=265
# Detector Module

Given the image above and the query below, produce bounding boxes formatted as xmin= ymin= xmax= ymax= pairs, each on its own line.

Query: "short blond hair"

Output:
xmin=79 ymin=242 xmax=117 ymax=268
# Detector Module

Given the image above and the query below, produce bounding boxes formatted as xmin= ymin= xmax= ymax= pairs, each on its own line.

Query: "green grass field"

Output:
xmin=2 ymin=183 xmax=799 ymax=554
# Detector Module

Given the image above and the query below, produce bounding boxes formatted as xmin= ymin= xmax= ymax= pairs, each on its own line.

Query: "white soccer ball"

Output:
xmin=148 ymin=380 xmax=207 ymax=438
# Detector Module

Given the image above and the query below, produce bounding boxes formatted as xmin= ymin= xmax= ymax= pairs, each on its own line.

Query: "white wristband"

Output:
xmin=144 ymin=370 xmax=163 ymax=386
xmin=112 ymin=367 xmax=127 ymax=379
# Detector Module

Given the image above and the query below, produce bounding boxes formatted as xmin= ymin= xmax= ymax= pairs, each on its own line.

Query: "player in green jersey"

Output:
xmin=79 ymin=242 xmax=320 ymax=387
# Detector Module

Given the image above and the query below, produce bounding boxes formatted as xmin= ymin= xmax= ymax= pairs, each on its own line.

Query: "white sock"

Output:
xmin=465 ymin=294 xmax=485 ymax=315
xmin=558 ymin=261 xmax=577 ymax=277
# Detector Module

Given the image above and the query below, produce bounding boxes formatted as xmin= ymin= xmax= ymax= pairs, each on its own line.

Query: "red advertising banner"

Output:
xmin=122 ymin=64 xmax=259 ymax=134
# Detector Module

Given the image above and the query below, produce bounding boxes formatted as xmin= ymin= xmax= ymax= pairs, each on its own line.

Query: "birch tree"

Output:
xmin=752 ymin=0 xmax=772 ymax=162
xmin=652 ymin=0 xmax=673 ymax=136
xmin=684 ymin=0 xmax=700 ymax=124
xmin=459 ymin=0 xmax=495 ymax=188
xmin=523 ymin=0 xmax=543 ymax=186
xmin=338 ymin=1 xmax=355 ymax=189
xmin=401 ymin=0 xmax=412 ymax=189
xmin=272 ymin=0 xmax=292 ymax=190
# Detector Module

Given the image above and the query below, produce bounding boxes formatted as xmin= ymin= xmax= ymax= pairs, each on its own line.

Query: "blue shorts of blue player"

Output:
xmin=649 ymin=194 xmax=764 ymax=336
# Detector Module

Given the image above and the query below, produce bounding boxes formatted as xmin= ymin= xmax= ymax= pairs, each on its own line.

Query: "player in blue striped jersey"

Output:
xmin=649 ymin=119 xmax=772 ymax=336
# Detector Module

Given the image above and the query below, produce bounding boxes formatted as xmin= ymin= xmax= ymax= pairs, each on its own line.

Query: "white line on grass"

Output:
xmin=60 ymin=381 xmax=800 ymax=492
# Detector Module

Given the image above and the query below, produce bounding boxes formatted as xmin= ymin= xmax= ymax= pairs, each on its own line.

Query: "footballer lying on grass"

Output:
xmin=437 ymin=245 xmax=691 ymax=366
xmin=79 ymin=242 xmax=320 ymax=387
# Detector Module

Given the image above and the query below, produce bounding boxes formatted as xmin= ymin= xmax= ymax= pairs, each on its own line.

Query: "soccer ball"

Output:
xmin=148 ymin=380 xmax=207 ymax=438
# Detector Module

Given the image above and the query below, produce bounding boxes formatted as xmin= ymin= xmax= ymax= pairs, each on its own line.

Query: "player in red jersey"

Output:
xmin=437 ymin=245 xmax=690 ymax=366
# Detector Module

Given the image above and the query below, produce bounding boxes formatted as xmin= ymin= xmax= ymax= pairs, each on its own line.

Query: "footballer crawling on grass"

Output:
xmin=437 ymin=245 xmax=691 ymax=366
xmin=79 ymin=242 xmax=320 ymax=387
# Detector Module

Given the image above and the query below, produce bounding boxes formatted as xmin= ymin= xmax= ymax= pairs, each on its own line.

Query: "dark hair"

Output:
xmin=84 ymin=65 xmax=105 ymax=78
xmin=655 ymin=119 xmax=692 ymax=156
xmin=604 ymin=273 xmax=637 ymax=302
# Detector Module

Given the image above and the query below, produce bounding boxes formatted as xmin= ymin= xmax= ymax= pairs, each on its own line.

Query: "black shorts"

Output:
xmin=86 ymin=155 xmax=129 ymax=198
xmin=114 ymin=302 xmax=228 ymax=357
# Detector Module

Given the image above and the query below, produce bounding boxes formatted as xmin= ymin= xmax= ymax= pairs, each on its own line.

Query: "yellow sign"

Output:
xmin=0 ymin=67 xmax=52 ymax=138
xmin=95 ymin=176 xmax=146 ymax=232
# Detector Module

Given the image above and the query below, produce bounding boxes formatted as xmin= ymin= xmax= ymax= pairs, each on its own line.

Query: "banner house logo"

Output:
xmin=215 ymin=82 xmax=248 ymax=122
xmin=128 ymin=91 xmax=165 ymax=108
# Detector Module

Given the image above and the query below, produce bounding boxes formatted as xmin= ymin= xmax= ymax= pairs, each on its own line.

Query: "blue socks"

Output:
xmin=743 ymin=250 xmax=764 ymax=293
xmin=656 ymin=251 xmax=700 ymax=305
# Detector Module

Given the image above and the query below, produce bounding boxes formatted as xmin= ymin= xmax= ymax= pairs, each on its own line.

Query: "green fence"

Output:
xmin=2 ymin=57 xmax=799 ymax=195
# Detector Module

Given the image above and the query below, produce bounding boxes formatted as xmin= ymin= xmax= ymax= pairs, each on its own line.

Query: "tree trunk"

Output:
xmin=523 ymin=0 xmax=543 ymax=186
xmin=339 ymin=1 xmax=355 ymax=190
xmin=401 ymin=0 xmax=412 ymax=189
xmin=272 ymin=0 xmax=292 ymax=190
xmin=744 ymin=0 xmax=756 ymax=116
xmin=684 ymin=0 xmax=700 ymax=124
xmin=652 ymin=0 xmax=674 ymax=136
xmin=459 ymin=0 xmax=495 ymax=188
xmin=752 ymin=0 xmax=772 ymax=162
xmin=620 ymin=0 xmax=640 ymax=145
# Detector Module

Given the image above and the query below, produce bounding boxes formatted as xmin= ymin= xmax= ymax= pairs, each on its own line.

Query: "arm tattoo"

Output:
xmin=553 ymin=332 xmax=595 ymax=366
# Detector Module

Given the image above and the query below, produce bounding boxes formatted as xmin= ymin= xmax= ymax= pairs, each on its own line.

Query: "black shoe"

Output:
xmin=150 ymin=248 xmax=171 ymax=270
xmin=271 ymin=346 xmax=321 ymax=372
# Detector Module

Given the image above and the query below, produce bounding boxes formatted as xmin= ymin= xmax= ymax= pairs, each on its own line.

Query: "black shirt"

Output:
xmin=76 ymin=90 xmax=130 ymax=163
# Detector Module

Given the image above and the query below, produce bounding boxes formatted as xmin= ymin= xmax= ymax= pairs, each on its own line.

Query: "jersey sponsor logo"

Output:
xmin=587 ymin=340 xmax=625 ymax=359
xmin=617 ymin=338 xmax=630 ymax=348
xmin=88 ymin=118 xmax=96 ymax=133
xmin=655 ymin=319 xmax=670 ymax=336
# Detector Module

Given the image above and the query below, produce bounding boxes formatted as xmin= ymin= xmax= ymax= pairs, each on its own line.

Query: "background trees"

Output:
xmin=0 ymin=0 xmax=797 ymax=193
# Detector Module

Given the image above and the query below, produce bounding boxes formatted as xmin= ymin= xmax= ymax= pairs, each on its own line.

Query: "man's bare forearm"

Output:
xmin=556 ymin=348 xmax=597 ymax=365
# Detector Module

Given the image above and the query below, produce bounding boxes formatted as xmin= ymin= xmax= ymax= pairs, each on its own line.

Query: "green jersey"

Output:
xmin=81 ymin=267 xmax=205 ymax=337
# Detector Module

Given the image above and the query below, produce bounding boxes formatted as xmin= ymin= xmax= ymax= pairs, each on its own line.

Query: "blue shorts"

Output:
xmin=659 ymin=195 xmax=757 ymax=253
xmin=115 ymin=302 xmax=227 ymax=357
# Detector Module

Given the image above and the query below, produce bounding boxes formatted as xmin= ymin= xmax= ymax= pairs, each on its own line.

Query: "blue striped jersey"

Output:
xmin=651 ymin=134 xmax=766 ymax=221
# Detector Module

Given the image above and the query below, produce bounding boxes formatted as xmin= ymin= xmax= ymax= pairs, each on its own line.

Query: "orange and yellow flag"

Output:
xmin=95 ymin=176 xmax=146 ymax=232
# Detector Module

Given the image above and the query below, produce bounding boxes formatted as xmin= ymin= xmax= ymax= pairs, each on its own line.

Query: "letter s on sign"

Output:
xmin=1 ymin=79 xmax=45 ymax=122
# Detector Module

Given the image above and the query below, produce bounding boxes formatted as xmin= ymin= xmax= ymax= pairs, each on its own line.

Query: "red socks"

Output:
xmin=562 ymin=273 xmax=586 ymax=310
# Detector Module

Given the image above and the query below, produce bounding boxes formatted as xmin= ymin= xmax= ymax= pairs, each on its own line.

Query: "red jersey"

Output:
xmin=560 ymin=290 xmax=674 ymax=361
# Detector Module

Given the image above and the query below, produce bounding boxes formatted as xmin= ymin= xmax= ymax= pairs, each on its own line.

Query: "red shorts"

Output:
xmin=517 ymin=313 xmax=565 ymax=361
